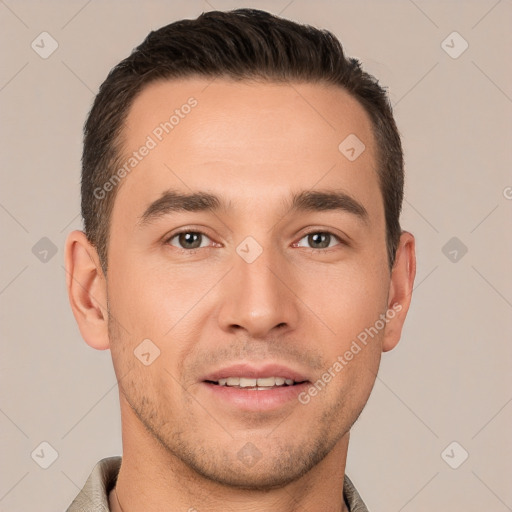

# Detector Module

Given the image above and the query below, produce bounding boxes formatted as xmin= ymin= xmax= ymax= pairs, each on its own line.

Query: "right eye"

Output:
xmin=166 ymin=231 xmax=213 ymax=251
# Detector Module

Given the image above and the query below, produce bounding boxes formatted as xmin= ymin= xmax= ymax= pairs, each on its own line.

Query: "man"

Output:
xmin=65 ymin=8 xmax=415 ymax=512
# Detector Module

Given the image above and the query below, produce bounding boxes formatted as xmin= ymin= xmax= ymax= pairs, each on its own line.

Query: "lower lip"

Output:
xmin=201 ymin=382 xmax=310 ymax=412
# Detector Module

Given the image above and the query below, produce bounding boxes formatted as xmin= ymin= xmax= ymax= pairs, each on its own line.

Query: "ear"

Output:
xmin=382 ymin=231 xmax=416 ymax=352
xmin=65 ymin=230 xmax=110 ymax=350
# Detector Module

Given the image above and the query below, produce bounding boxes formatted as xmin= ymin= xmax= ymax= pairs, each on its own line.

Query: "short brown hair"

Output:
xmin=82 ymin=8 xmax=404 ymax=273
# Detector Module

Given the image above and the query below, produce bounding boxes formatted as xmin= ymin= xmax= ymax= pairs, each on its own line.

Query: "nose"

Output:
xmin=217 ymin=242 xmax=300 ymax=339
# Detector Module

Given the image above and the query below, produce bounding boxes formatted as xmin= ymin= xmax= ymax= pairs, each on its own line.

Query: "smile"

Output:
xmin=208 ymin=376 xmax=302 ymax=389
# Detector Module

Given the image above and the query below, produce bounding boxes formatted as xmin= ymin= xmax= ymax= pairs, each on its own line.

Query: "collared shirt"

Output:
xmin=66 ymin=456 xmax=369 ymax=512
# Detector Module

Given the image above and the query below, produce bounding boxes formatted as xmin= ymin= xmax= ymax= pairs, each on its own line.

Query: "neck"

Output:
xmin=110 ymin=396 xmax=350 ymax=512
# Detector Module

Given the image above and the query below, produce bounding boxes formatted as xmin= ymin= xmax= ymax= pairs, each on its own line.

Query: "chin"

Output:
xmin=170 ymin=436 xmax=334 ymax=491
xmin=192 ymin=462 xmax=311 ymax=491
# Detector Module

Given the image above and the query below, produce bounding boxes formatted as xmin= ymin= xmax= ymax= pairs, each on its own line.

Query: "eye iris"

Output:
xmin=309 ymin=232 xmax=330 ymax=249
xmin=179 ymin=232 xmax=202 ymax=249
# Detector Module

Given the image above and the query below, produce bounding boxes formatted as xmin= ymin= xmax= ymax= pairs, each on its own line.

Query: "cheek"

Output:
xmin=298 ymin=259 xmax=389 ymax=341
xmin=106 ymin=258 xmax=224 ymax=381
xmin=296 ymin=259 xmax=388 ymax=402
xmin=107 ymin=259 xmax=197 ymax=336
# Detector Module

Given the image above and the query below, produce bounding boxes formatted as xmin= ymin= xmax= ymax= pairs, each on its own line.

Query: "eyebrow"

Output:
xmin=138 ymin=188 xmax=369 ymax=226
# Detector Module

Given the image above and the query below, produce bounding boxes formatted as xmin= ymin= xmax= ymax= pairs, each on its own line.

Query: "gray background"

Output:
xmin=1 ymin=0 xmax=511 ymax=510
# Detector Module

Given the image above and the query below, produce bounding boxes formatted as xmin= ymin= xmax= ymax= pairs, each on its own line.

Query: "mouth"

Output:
xmin=200 ymin=363 xmax=311 ymax=411
xmin=204 ymin=376 xmax=309 ymax=390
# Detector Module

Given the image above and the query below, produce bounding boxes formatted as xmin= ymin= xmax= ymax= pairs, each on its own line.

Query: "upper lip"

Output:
xmin=202 ymin=363 xmax=310 ymax=383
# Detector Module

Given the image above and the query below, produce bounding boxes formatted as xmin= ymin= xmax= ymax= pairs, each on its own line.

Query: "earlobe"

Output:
xmin=382 ymin=231 xmax=416 ymax=352
xmin=65 ymin=230 xmax=110 ymax=350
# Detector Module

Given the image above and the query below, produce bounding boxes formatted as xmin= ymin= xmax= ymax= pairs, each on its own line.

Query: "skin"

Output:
xmin=66 ymin=78 xmax=416 ymax=512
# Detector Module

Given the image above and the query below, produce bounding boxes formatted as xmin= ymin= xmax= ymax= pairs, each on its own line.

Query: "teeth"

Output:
xmin=215 ymin=377 xmax=296 ymax=387
xmin=257 ymin=377 xmax=277 ymax=387
xmin=240 ymin=377 xmax=257 ymax=388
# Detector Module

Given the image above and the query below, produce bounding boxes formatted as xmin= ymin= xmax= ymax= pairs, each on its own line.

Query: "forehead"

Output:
xmin=114 ymin=77 xmax=380 ymax=223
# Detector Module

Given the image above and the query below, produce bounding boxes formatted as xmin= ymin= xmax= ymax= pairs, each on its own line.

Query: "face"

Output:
xmin=103 ymin=78 xmax=399 ymax=488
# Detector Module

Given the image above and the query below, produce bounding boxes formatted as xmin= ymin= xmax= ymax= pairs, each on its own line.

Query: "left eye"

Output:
xmin=295 ymin=232 xmax=342 ymax=250
xmin=167 ymin=231 xmax=212 ymax=250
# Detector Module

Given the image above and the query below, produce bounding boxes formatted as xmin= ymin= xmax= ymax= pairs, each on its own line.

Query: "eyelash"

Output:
xmin=165 ymin=229 xmax=346 ymax=254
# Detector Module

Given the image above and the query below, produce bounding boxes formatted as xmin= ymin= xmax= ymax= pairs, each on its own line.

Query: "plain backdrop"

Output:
xmin=0 ymin=1 xmax=511 ymax=511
